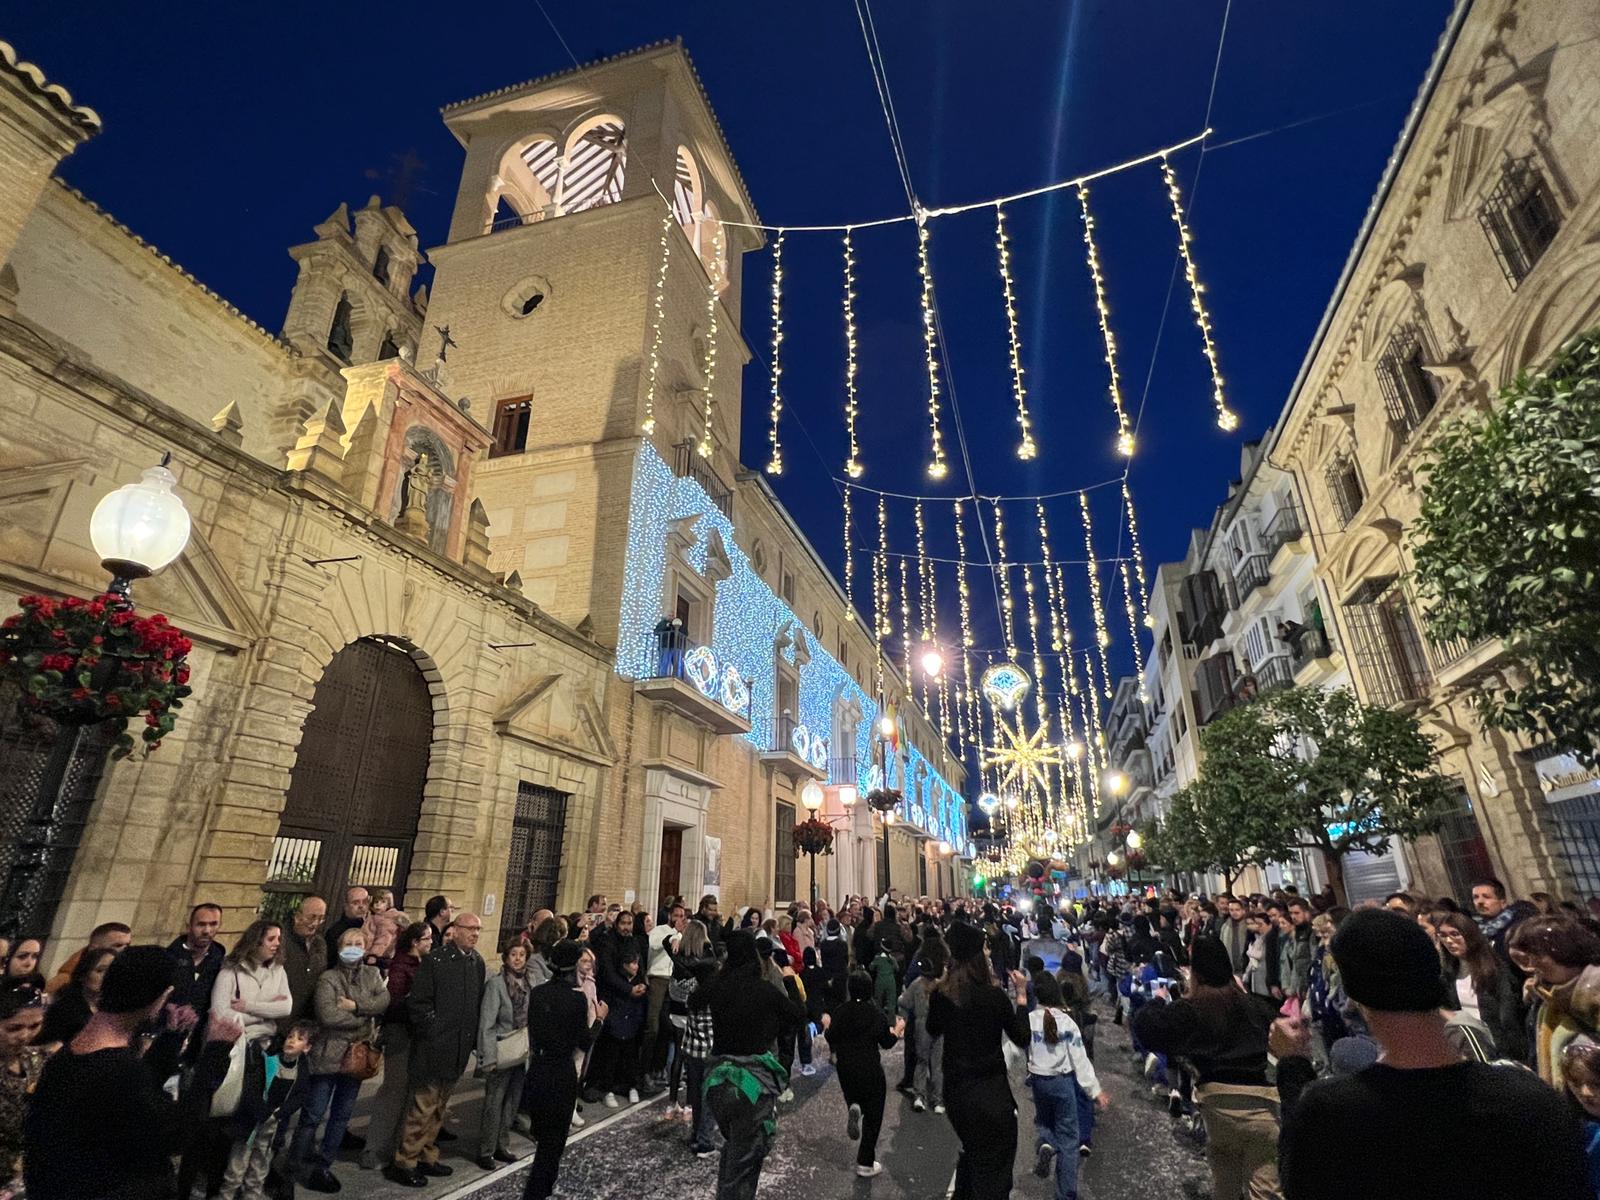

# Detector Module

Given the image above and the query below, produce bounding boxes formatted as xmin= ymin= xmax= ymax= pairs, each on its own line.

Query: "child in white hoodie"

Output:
xmin=1027 ymin=972 xmax=1108 ymax=1200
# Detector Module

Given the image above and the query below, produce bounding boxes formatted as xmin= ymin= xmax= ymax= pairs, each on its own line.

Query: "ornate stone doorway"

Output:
xmin=264 ymin=637 xmax=434 ymax=916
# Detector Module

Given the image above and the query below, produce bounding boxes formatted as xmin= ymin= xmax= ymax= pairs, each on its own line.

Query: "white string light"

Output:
xmin=697 ymin=220 xmax=725 ymax=458
xmin=1122 ymin=479 xmax=1154 ymax=629
xmin=640 ymin=204 xmax=674 ymax=436
xmin=843 ymin=482 xmax=856 ymax=623
xmin=874 ymin=493 xmax=889 ymax=696
xmin=842 ymin=230 xmax=864 ymax=478
xmin=915 ymin=216 xmax=949 ymax=480
xmin=1078 ymin=490 xmax=1113 ymax=698
xmin=990 ymin=500 xmax=1018 ymax=660
xmin=1076 ymin=184 xmax=1134 ymax=457
xmin=953 ymin=500 xmax=979 ymax=752
xmin=994 ymin=203 xmax=1037 ymax=460
xmin=898 ymin=555 xmax=912 ymax=689
xmin=1160 ymin=155 xmax=1238 ymax=432
xmin=1120 ymin=560 xmax=1148 ymax=701
xmin=765 ymin=230 xmax=786 ymax=475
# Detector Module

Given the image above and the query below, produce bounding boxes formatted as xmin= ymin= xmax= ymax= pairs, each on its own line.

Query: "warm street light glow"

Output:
xmin=878 ymin=714 xmax=896 ymax=738
xmin=801 ymin=780 xmax=824 ymax=812
xmin=91 ymin=459 xmax=192 ymax=595
xmin=1106 ymin=769 xmax=1129 ymax=796
xmin=883 ymin=808 xmax=896 ymax=825
xmin=1003 ymin=793 xmax=1021 ymax=810
xmin=1065 ymin=739 xmax=1084 ymax=760
xmin=838 ymin=784 xmax=858 ymax=808
xmin=1125 ymin=830 xmax=1143 ymax=850
xmin=937 ymin=840 xmax=952 ymax=856
xmin=919 ymin=642 xmax=944 ymax=679
xmin=1107 ymin=851 xmax=1123 ymax=868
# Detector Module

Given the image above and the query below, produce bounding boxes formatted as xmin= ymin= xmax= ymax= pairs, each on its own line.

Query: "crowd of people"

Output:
xmin=4 ymin=872 xmax=1600 ymax=1199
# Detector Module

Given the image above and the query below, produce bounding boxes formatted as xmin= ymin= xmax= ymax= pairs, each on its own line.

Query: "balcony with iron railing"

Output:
xmin=761 ymin=710 xmax=826 ymax=783
xmin=672 ymin=440 xmax=733 ymax=518
xmin=633 ymin=626 xmax=751 ymax=735
xmin=1231 ymin=554 xmax=1271 ymax=607
xmin=1250 ymin=653 xmax=1295 ymax=694
xmin=1183 ymin=571 xmax=1226 ymax=649
xmin=1289 ymin=625 xmax=1334 ymax=670
xmin=828 ymin=756 xmax=859 ymax=787
xmin=1264 ymin=503 xmax=1306 ymax=558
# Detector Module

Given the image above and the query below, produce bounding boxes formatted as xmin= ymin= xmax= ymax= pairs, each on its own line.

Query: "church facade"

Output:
xmin=0 ymin=37 xmax=966 ymax=954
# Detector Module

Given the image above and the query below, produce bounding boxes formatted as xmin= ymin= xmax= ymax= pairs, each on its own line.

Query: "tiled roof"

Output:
xmin=440 ymin=39 xmax=761 ymax=227
xmin=0 ymin=40 xmax=101 ymax=133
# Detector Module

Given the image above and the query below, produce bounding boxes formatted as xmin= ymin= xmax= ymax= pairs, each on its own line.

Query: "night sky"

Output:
xmin=9 ymin=1 xmax=1455 ymax=697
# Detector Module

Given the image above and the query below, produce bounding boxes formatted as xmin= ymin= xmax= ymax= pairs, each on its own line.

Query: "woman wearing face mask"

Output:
xmin=288 ymin=927 xmax=389 ymax=1193
xmin=39 ymin=946 xmax=115 ymax=1047
xmin=0 ymin=987 xmax=45 ymax=1193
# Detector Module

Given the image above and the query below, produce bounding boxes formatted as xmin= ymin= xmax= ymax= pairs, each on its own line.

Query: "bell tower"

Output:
xmin=424 ymin=41 xmax=762 ymax=634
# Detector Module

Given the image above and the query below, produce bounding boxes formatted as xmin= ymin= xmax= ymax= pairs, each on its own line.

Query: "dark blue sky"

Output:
xmin=10 ymin=1 xmax=1454 ymax=691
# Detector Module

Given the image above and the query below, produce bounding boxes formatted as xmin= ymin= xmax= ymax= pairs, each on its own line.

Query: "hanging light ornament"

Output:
xmin=765 ymin=230 xmax=786 ymax=475
xmin=980 ymin=662 xmax=1032 ymax=712
xmin=915 ymin=215 xmax=949 ymax=479
xmin=1076 ymin=183 xmax=1134 ymax=457
xmin=843 ymin=483 xmax=856 ymax=623
xmin=842 ymin=229 xmax=864 ymax=478
xmin=1078 ymin=491 xmax=1114 ymax=697
xmin=1122 ymin=479 xmax=1154 ymax=629
xmin=994 ymin=203 xmax=1037 ymax=460
xmin=1159 ymin=155 xmax=1238 ymax=433
xmin=640 ymin=204 xmax=674 ymax=436
xmin=697 ymin=219 xmax=725 ymax=458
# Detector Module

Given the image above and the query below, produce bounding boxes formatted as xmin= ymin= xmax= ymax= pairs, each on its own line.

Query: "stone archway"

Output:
xmin=264 ymin=636 xmax=437 ymax=914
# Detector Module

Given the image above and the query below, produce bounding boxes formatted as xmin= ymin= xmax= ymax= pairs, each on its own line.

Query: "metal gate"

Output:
xmin=499 ymin=783 xmax=568 ymax=947
xmin=0 ymin=687 xmax=113 ymax=939
xmin=265 ymin=638 xmax=433 ymax=916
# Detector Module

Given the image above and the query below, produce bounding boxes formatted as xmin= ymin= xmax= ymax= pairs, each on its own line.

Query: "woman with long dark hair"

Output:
xmin=212 ymin=920 xmax=292 ymax=1043
xmin=38 ymin=946 xmax=114 ymax=1047
xmin=1132 ymin=936 xmax=1282 ymax=1200
xmin=1436 ymin=910 xmax=1525 ymax=1060
xmin=926 ymin=922 xmax=1029 ymax=1199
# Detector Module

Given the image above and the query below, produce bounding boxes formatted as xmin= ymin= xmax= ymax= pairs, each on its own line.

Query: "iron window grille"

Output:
xmin=499 ymin=783 xmax=568 ymax=948
xmin=1376 ymin=323 xmax=1441 ymax=438
xmin=1479 ymin=156 xmax=1560 ymax=286
xmin=1324 ymin=451 xmax=1366 ymax=529
xmin=1342 ymin=576 xmax=1431 ymax=705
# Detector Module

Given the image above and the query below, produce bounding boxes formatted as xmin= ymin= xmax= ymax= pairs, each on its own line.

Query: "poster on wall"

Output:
xmin=703 ymin=835 xmax=722 ymax=899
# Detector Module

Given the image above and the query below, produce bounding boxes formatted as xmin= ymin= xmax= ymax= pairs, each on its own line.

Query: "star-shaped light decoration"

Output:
xmin=981 ymin=712 xmax=1065 ymax=795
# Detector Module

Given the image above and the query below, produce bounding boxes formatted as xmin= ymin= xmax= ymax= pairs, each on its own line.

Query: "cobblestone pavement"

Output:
xmin=324 ymin=991 xmax=1210 ymax=1200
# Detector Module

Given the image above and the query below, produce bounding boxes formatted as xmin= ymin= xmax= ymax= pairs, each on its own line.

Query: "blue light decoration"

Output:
xmin=616 ymin=444 xmax=969 ymax=849
xmin=980 ymin=662 xmax=1032 ymax=711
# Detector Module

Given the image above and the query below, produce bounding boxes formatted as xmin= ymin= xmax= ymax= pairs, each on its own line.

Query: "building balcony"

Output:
xmin=1195 ymin=651 xmax=1240 ymax=725
xmin=1289 ymin=625 xmax=1334 ymax=671
xmin=672 ymin=440 xmax=733 ymax=518
xmin=1264 ymin=502 xmax=1307 ymax=561
xmin=1232 ymin=554 xmax=1271 ymax=608
xmin=1182 ymin=571 xmax=1226 ymax=649
xmin=1248 ymin=653 xmax=1295 ymax=695
xmin=633 ymin=628 xmax=752 ymax=735
xmin=760 ymin=712 xmax=827 ymax=784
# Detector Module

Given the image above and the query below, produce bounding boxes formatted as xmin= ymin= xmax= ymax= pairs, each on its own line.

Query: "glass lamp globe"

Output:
xmin=90 ymin=462 xmax=192 ymax=593
xmin=919 ymin=642 xmax=944 ymax=679
xmin=1107 ymin=851 xmax=1123 ymax=868
xmin=878 ymin=714 xmax=896 ymax=738
xmin=937 ymin=840 xmax=951 ymax=857
xmin=1106 ymin=770 xmax=1130 ymax=796
xmin=838 ymin=783 xmax=858 ymax=808
xmin=801 ymin=780 xmax=825 ymax=812
xmin=1126 ymin=829 xmax=1143 ymax=851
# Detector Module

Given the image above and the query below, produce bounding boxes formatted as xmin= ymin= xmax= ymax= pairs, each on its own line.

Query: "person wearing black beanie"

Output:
xmin=1275 ymin=908 xmax=1589 ymax=1200
xmin=27 ymin=944 xmax=240 ymax=1200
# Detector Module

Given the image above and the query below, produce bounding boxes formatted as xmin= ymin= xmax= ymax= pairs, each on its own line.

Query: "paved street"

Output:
xmin=327 ymin=994 xmax=1209 ymax=1200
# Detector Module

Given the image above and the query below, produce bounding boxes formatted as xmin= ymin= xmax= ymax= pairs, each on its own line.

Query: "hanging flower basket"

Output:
xmin=1106 ymin=864 xmax=1125 ymax=879
xmin=1109 ymin=821 xmax=1133 ymax=840
xmin=1125 ymin=849 xmax=1147 ymax=870
xmin=865 ymin=787 xmax=902 ymax=814
xmin=792 ymin=817 xmax=835 ymax=857
xmin=0 ymin=594 xmax=193 ymax=758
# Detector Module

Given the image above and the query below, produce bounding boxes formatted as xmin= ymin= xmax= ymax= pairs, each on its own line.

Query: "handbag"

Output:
xmin=494 ymin=1026 xmax=529 ymax=1067
xmin=341 ymin=1037 xmax=384 ymax=1080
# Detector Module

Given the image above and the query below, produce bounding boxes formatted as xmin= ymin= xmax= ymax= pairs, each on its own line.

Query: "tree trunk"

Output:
xmin=1322 ymin=849 xmax=1348 ymax=908
xmin=1222 ymin=867 xmax=1239 ymax=895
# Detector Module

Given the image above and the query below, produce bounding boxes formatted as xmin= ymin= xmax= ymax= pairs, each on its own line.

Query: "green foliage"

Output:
xmin=1165 ymin=686 xmax=1456 ymax=900
xmin=1411 ymin=326 xmax=1600 ymax=764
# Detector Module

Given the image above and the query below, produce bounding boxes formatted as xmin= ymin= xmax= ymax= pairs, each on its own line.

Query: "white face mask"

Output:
xmin=338 ymin=946 xmax=365 ymax=966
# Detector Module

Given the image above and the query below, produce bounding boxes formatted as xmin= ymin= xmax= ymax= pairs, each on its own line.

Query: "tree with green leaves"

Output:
xmin=1186 ymin=686 xmax=1456 ymax=905
xmin=1411 ymin=326 xmax=1600 ymax=766
xmin=1143 ymin=776 xmax=1279 ymax=895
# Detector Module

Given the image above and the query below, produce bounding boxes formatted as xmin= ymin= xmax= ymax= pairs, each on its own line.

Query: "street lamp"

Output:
xmin=919 ymin=639 xmax=944 ymax=679
xmin=1125 ymin=829 xmax=1143 ymax=851
xmin=1106 ymin=769 xmax=1129 ymax=796
xmin=878 ymin=713 xmax=896 ymax=738
xmin=90 ymin=456 xmax=193 ymax=599
xmin=799 ymin=779 xmax=827 ymax=906
xmin=837 ymin=783 xmax=858 ymax=808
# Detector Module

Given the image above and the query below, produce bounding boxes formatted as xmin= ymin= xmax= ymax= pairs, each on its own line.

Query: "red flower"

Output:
xmin=176 ymin=665 xmax=190 ymax=685
xmin=71 ymin=688 xmax=90 ymax=701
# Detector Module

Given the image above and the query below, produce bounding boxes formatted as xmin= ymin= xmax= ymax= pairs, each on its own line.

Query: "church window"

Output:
xmin=373 ymin=246 xmax=392 ymax=287
xmin=559 ymin=117 xmax=626 ymax=214
xmin=1479 ymin=156 xmax=1560 ymax=286
xmin=327 ymin=294 xmax=354 ymax=363
xmin=1375 ymin=323 xmax=1439 ymax=438
xmin=673 ymin=146 xmax=701 ymax=232
xmin=491 ymin=396 xmax=532 ymax=458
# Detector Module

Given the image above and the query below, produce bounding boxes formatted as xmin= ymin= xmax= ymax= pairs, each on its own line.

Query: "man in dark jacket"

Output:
xmin=324 ymin=886 xmax=370 ymax=967
xmin=164 ymin=903 xmax=226 ymax=1050
xmin=695 ymin=895 xmax=724 ymax=949
xmin=386 ymin=912 xmax=486 ymax=1188
xmin=279 ymin=896 xmax=328 ymax=1032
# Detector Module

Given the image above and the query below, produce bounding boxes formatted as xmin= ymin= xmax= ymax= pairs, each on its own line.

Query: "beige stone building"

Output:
xmin=0 ymin=37 xmax=967 ymax=957
xmin=1268 ymin=0 xmax=1600 ymax=901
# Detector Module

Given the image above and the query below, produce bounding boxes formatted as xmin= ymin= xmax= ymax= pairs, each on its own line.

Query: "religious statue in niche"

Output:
xmin=393 ymin=427 xmax=456 ymax=554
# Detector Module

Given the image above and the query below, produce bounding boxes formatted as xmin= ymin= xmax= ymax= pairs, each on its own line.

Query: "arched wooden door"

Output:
xmin=264 ymin=637 xmax=433 ymax=915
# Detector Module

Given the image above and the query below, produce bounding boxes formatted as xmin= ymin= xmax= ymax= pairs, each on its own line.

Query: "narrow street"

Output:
xmin=332 ymin=992 xmax=1210 ymax=1200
